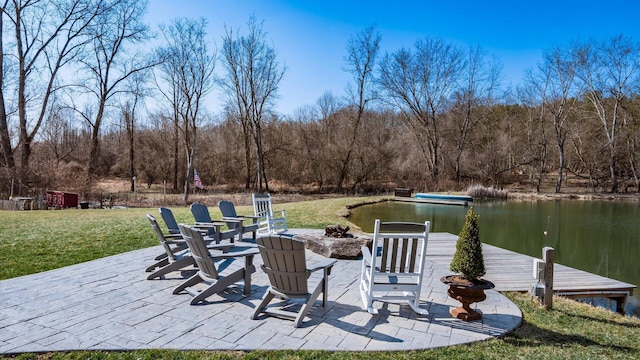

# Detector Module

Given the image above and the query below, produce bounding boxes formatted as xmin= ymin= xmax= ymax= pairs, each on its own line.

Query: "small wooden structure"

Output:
xmin=394 ymin=188 xmax=412 ymax=197
xmin=45 ymin=191 xmax=78 ymax=209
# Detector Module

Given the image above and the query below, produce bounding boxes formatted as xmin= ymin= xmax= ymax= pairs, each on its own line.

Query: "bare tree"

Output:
xmin=451 ymin=45 xmax=501 ymax=182
xmin=121 ymin=71 xmax=147 ymax=192
xmin=622 ymin=99 xmax=639 ymax=192
xmin=378 ymin=37 xmax=464 ymax=181
xmin=137 ymin=114 xmax=174 ymax=189
xmin=155 ymin=17 xmax=215 ymax=201
xmin=0 ymin=0 xmax=14 ymax=179
xmin=518 ymin=76 xmax=550 ymax=193
xmin=41 ymin=102 xmax=79 ymax=166
xmin=220 ymin=16 xmax=285 ymax=192
xmin=334 ymin=25 xmax=381 ymax=191
xmin=1 ymin=0 xmax=105 ymax=187
xmin=575 ymin=35 xmax=640 ymax=192
xmin=71 ymin=0 xmax=153 ymax=186
xmin=537 ymin=45 xmax=580 ymax=193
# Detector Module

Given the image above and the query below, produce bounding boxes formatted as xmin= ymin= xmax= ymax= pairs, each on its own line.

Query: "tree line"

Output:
xmin=1 ymin=0 xmax=639 ymax=201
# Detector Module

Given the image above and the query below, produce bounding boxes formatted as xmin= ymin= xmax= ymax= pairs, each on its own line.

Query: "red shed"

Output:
xmin=46 ymin=191 xmax=79 ymax=209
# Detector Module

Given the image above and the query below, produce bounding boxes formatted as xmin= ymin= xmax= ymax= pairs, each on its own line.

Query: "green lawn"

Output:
xmin=1 ymin=195 xmax=639 ymax=359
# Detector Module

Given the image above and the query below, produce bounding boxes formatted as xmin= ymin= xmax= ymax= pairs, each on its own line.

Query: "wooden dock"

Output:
xmin=394 ymin=196 xmax=470 ymax=206
xmin=427 ymin=232 xmax=636 ymax=313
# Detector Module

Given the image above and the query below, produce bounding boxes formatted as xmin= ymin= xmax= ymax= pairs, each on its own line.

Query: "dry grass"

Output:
xmin=466 ymin=184 xmax=509 ymax=199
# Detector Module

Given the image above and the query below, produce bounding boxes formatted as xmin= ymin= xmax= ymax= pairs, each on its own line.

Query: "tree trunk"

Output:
xmin=172 ymin=114 xmax=179 ymax=190
xmin=128 ymin=117 xmax=135 ymax=193
xmin=609 ymin=155 xmax=618 ymax=193
xmin=336 ymin=150 xmax=352 ymax=192
xmin=183 ymin=163 xmax=192 ymax=202
xmin=88 ymin=97 xmax=106 ymax=180
xmin=243 ymin=123 xmax=252 ymax=189
xmin=536 ymin=144 xmax=546 ymax=193
xmin=16 ymin=5 xmax=29 ymax=186
xmin=254 ymin=123 xmax=266 ymax=192
xmin=0 ymin=9 xmax=16 ymax=176
xmin=555 ymin=142 xmax=565 ymax=193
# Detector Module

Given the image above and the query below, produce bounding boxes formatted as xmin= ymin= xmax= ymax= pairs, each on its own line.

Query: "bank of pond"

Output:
xmin=348 ymin=198 xmax=640 ymax=318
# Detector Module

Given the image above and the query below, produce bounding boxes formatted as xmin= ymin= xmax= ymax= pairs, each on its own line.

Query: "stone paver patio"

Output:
xmin=0 ymin=230 xmax=522 ymax=354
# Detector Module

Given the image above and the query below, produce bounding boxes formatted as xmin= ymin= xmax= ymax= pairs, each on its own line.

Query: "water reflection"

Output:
xmin=349 ymin=199 xmax=639 ymax=317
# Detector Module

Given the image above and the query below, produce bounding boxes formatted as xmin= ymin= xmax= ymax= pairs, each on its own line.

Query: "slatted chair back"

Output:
xmin=159 ymin=207 xmax=180 ymax=234
xmin=375 ymin=221 xmax=428 ymax=275
xmin=190 ymin=203 xmax=214 ymax=236
xmin=218 ymin=200 xmax=238 ymax=217
xmin=256 ymin=236 xmax=309 ymax=297
xmin=252 ymin=193 xmax=287 ymax=234
xmin=179 ymin=224 xmax=219 ymax=280
xmin=359 ymin=219 xmax=431 ymax=315
xmin=218 ymin=200 xmax=240 ymax=231
xmin=147 ymin=214 xmax=178 ymax=261
xmin=190 ymin=203 xmax=213 ymax=222
xmin=252 ymin=194 xmax=274 ymax=219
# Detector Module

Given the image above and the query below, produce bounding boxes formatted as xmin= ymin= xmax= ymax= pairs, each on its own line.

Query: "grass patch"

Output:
xmin=0 ymin=196 xmax=380 ymax=279
xmin=1 ymin=195 xmax=639 ymax=359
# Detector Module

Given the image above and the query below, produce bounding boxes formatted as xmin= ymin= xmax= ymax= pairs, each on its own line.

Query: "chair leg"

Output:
xmin=408 ymin=301 xmax=429 ymax=315
xmin=408 ymin=292 xmax=429 ymax=315
xmin=359 ymin=279 xmax=378 ymax=315
xmin=243 ymin=256 xmax=256 ymax=295
xmin=173 ymin=273 xmax=203 ymax=295
xmin=322 ymin=268 xmax=330 ymax=306
xmin=147 ymin=257 xmax=195 ymax=280
xmin=252 ymin=291 xmax=276 ymax=320
xmin=190 ymin=268 xmax=247 ymax=304
xmin=146 ymin=258 xmax=168 ymax=272
xmin=294 ymin=281 xmax=325 ymax=328
xmin=154 ymin=252 xmax=169 ymax=261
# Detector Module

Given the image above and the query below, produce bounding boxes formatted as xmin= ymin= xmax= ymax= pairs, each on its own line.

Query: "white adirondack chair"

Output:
xmin=252 ymin=193 xmax=287 ymax=234
xmin=360 ymin=219 xmax=431 ymax=315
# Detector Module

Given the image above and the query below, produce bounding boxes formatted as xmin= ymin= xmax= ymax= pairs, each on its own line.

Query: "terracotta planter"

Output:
xmin=441 ymin=275 xmax=495 ymax=321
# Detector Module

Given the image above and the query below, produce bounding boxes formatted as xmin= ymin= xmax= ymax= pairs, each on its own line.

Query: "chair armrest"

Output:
xmin=168 ymin=243 xmax=188 ymax=253
xmin=238 ymin=215 xmax=260 ymax=224
xmin=218 ymin=218 xmax=242 ymax=224
xmin=209 ymin=247 xmax=259 ymax=260
xmin=194 ymin=222 xmax=225 ymax=227
xmin=206 ymin=243 xmax=233 ymax=252
xmin=307 ymin=259 xmax=337 ymax=273
xmin=361 ymin=246 xmax=372 ymax=265
xmin=193 ymin=222 xmax=224 ymax=231
xmin=242 ymin=215 xmax=261 ymax=220
xmin=166 ymin=239 xmax=186 ymax=245
xmin=222 ymin=217 xmax=248 ymax=227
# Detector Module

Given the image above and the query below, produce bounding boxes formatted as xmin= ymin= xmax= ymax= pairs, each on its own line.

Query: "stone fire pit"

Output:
xmin=293 ymin=225 xmax=372 ymax=259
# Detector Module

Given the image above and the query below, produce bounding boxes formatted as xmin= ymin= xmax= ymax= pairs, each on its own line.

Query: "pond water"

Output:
xmin=349 ymin=199 xmax=640 ymax=317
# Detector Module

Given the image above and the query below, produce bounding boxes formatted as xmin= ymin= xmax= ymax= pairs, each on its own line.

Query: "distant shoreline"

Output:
xmin=507 ymin=191 xmax=640 ymax=202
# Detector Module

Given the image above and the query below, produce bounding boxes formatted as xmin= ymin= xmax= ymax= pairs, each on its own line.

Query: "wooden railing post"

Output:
xmin=542 ymin=247 xmax=555 ymax=310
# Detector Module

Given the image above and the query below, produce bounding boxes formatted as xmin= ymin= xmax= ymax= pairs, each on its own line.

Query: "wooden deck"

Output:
xmin=427 ymin=233 xmax=636 ymax=313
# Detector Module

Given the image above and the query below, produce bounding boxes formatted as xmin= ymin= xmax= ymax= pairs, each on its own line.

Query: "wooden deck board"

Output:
xmin=427 ymin=233 xmax=636 ymax=296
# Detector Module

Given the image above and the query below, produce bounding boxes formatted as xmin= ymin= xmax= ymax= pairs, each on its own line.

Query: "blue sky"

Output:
xmin=145 ymin=0 xmax=640 ymax=115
